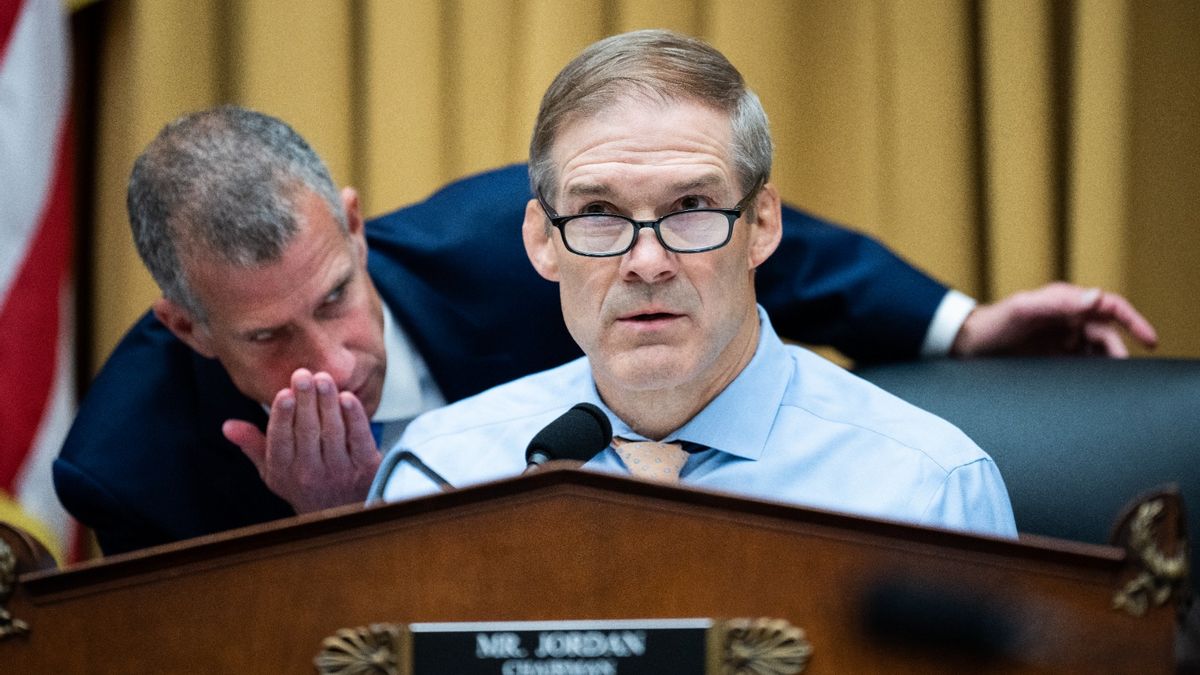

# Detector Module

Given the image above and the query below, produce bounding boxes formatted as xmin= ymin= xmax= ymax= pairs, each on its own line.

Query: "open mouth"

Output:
xmin=617 ymin=311 xmax=684 ymax=330
xmin=628 ymin=312 xmax=677 ymax=322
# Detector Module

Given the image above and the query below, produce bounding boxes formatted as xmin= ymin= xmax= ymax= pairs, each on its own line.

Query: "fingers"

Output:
xmin=251 ymin=367 xmax=379 ymax=512
xmin=290 ymin=369 xmax=320 ymax=468
xmin=340 ymin=391 xmax=382 ymax=472
xmin=223 ymin=419 xmax=268 ymax=470
xmin=1007 ymin=282 xmax=1093 ymax=321
xmin=1083 ymin=321 xmax=1129 ymax=358
xmin=952 ymin=282 xmax=1158 ymax=358
xmin=1089 ymin=290 xmax=1159 ymax=349
xmin=315 ymin=372 xmax=350 ymax=473
xmin=266 ymin=387 xmax=297 ymax=470
xmin=1008 ymin=283 xmax=1157 ymax=351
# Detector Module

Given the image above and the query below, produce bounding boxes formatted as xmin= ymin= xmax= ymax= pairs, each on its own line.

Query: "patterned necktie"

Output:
xmin=370 ymin=421 xmax=384 ymax=447
xmin=612 ymin=437 xmax=690 ymax=482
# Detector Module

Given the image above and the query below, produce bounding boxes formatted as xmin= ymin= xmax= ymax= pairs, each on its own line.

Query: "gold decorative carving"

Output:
xmin=722 ymin=617 xmax=812 ymax=675
xmin=1113 ymin=499 xmax=1190 ymax=617
xmin=0 ymin=538 xmax=30 ymax=640
xmin=314 ymin=623 xmax=405 ymax=675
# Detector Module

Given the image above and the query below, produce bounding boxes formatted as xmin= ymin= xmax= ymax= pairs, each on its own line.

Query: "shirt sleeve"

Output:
xmin=918 ymin=289 xmax=977 ymax=358
xmin=920 ymin=458 xmax=1018 ymax=538
xmin=759 ymin=203 xmax=951 ymax=362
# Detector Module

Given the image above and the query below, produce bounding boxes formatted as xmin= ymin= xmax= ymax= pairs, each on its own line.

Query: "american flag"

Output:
xmin=0 ymin=0 xmax=76 ymax=562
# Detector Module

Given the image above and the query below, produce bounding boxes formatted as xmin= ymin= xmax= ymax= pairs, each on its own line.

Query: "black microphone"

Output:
xmin=525 ymin=402 xmax=613 ymax=470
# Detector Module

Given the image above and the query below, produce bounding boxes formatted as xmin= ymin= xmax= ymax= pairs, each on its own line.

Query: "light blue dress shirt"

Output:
xmin=373 ymin=304 xmax=445 ymax=449
xmin=371 ymin=307 xmax=1017 ymax=538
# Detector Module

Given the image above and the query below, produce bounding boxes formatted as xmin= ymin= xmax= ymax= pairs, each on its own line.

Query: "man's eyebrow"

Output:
xmin=671 ymin=174 xmax=724 ymax=193
xmin=563 ymin=183 xmax=612 ymax=198
xmin=564 ymin=174 xmax=726 ymax=198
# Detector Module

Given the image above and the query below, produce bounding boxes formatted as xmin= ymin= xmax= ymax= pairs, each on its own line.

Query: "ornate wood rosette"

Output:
xmin=721 ymin=617 xmax=812 ymax=675
xmin=314 ymin=622 xmax=405 ymax=675
xmin=1112 ymin=497 xmax=1190 ymax=617
xmin=0 ymin=538 xmax=30 ymax=639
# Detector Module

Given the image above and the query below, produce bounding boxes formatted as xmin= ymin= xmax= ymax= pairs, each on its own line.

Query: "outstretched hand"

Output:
xmin=222 ymin=368 xmax=381 ymax=513
xmin=951 ymin=282 xmax=1158 ymax=358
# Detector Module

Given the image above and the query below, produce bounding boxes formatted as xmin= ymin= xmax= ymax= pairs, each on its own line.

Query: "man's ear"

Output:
xmin=153 ymin=297 xmax=216 ymax=359
xmin=522 ymin=199 xmax=561 ymax=282
xmin=747 ymin=182 xmax=783 ymax=270
xmin=341 ymin=186 xmax=367 ymax=263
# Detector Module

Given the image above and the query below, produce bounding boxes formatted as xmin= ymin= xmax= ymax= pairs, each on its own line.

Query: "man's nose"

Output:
xmin=620 ymin=227 xmax=677 ymax=283
xmin=304 ymin=330 xmax=355 ymax=386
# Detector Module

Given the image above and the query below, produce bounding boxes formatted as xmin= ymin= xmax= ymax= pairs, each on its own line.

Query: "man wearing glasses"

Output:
xmin=373 ymin=30 xmax=1017 ymax=537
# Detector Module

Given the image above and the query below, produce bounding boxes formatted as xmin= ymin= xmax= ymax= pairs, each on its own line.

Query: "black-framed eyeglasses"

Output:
xmin=536 ymin=179 xmax=764 ymax=257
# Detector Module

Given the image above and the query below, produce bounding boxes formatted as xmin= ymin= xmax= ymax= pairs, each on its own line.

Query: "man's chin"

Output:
xmin=601 ymin=353 xmax=693 ymax=392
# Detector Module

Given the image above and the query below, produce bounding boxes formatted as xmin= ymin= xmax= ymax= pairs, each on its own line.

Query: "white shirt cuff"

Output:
xmin=919 ymin=289 xmax=977 ymax=358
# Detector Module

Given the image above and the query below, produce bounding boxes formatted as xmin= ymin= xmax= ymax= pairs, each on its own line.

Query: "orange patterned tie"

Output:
xmin=612 ymin=438 xmax=690 ymax=482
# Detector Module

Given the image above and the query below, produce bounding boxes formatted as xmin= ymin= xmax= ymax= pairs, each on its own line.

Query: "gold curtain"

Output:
xmin=86 ymin=0 xmax=1200 ymax=370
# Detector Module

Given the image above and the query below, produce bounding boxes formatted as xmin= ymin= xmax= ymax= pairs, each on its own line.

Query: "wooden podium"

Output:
xmin=0 ymin=466 xmax=1187 ymax=673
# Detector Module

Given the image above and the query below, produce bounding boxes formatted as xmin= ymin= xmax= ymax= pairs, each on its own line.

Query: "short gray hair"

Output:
xmin=529 ymin=29 xmax=773 ymax=204
xmin=127 ymin=105 xmax=345 ymax=320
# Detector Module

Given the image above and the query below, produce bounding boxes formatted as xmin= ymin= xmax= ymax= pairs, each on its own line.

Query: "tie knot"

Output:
xmin=612 ymin=438 xmax=690 ymax=482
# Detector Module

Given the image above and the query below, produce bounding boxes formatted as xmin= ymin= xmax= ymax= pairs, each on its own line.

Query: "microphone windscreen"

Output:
xmin=525 ymin=402 xmax=613 ymax=465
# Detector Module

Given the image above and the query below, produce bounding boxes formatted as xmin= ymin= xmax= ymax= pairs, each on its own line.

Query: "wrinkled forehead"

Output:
xmin=179 ymin=190 xmax=352 ymax=323
xmin=547 ymin=97 xmax=737 ymax=197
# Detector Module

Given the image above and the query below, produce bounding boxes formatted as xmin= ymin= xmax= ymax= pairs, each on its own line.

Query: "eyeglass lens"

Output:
xmin=564 ymin=211 xmax=731 ymax=255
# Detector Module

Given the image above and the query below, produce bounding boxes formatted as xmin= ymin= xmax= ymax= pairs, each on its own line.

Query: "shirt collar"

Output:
xmin=374 ymin=302 xmax=426 ymax=422
xmin=583 ymin=305 xmax=792 ymax=461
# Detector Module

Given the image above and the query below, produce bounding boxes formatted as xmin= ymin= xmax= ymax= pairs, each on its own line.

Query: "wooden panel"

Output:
xmin=1067 ymin=0 xmax=1130 ymax=293
xmin=1 ymin=468 xmax=1174 ymax=673
xmin=980 ymin=0 xmax=1059 ymax=297
xmin=360 ymin=0 xmax=446 ymax=214
xmin=450 ymin=2 xmax=525 ymax=179
xmin=1127 ymin=0 xmax=1200 ymax=359
xmin=876 ymin=0 xmax=980 ymax=295
xmin=91 ymin=0 xmax=223 ymax=371
xmin=233 ymin=0 xmax=355 ymax=188
xmin=709 ymin=1 xmax=888 ymax=236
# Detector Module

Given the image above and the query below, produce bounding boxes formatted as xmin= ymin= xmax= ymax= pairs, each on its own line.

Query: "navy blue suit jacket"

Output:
xmin=54 ymin=164 xmax=947 ymax=555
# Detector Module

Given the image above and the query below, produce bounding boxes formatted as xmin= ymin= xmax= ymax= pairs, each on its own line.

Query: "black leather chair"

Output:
xmin=856 ymin=357 xmax=1199 ymax=576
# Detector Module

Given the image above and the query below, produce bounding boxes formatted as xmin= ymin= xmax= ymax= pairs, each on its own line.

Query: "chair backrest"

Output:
xmin=856 ymin=357 xmax=1199 ymax=575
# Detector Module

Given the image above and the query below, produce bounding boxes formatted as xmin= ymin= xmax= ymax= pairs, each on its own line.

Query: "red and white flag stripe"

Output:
xmin=0 ymin=0 xmax=76 ymax=562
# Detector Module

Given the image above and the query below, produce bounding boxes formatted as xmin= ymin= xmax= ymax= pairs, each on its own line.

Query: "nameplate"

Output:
xmin=313 ymin=617 xmax=811 ymax=674
xmin=409 ymin=618 xmax=713 ymax=674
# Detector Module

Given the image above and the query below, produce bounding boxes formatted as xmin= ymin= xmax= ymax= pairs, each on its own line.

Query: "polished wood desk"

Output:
xmin=0 ymin=467 xmax=1186 ymax=673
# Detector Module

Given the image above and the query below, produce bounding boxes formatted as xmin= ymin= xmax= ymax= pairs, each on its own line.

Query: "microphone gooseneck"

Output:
xmin=371 ymin=450 xmax=453 ymax=500
xmin=524 ymin=402 xmax=613 ymax=468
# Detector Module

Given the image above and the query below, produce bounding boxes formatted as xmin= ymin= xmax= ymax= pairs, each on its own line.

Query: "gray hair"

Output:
xmin=127 ymin=105 xmax=345 ymax=320
xmin=529 ymin=29 xmax=773 ymax=205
